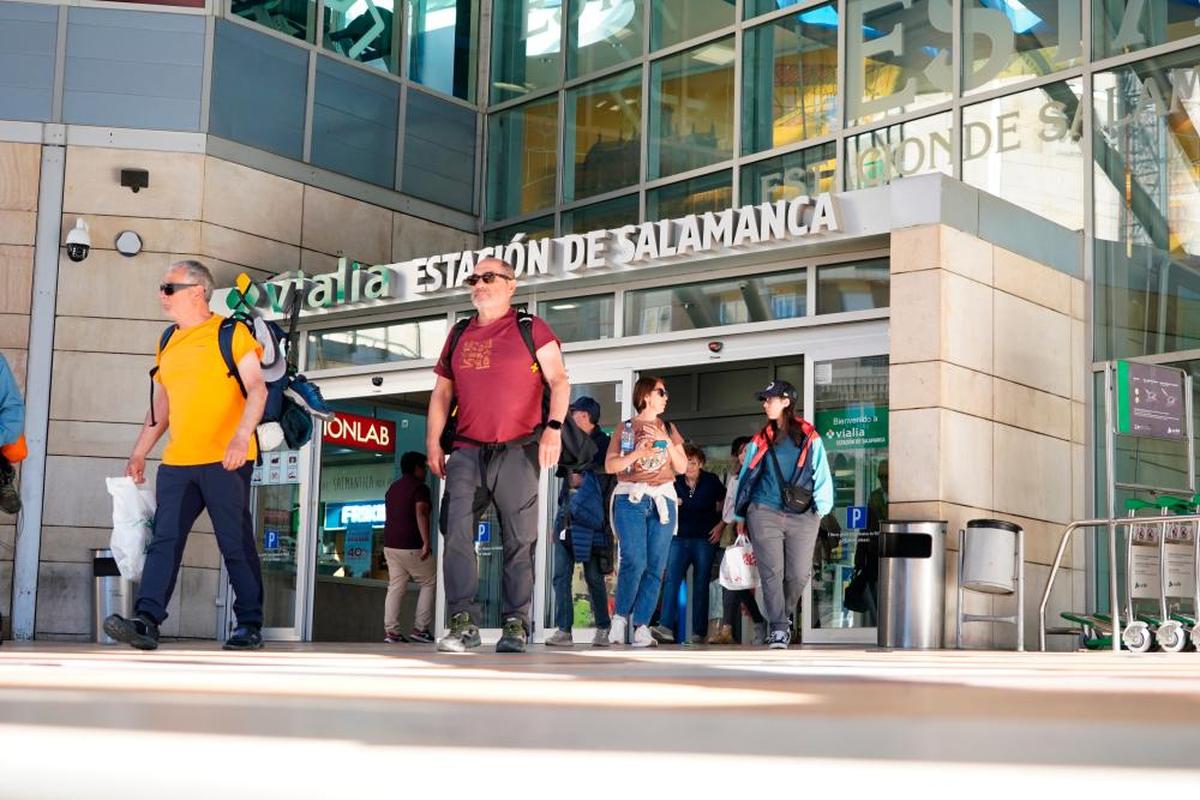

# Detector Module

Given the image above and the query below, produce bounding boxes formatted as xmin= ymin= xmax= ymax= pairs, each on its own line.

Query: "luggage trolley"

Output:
xmin=1040 ymin=361 xmax=1196 ymax=652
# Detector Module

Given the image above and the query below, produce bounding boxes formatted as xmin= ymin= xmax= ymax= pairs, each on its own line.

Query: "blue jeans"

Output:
xmin=611 ymin=495 xmax=676 ymax=627
xmin=136 ymin=463 xmax=263 ymax=627
xmin=660 ymin=537 xmax=718 ymax=640
xmin=552 ymin=536 xmax=611 ymax=631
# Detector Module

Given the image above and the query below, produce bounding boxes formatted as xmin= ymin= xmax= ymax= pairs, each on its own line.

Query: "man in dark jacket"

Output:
xmin=546 ymin=397 xmax=613 ymax=647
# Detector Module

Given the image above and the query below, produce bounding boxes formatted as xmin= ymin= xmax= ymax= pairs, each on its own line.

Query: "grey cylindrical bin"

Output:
xmin=878 ymin=520 xmax=946 ymax=649
xmin=91 ymin=548 xmax=133 ymax=645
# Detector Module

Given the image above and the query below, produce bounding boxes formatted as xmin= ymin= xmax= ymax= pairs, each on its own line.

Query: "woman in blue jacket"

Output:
xmin=733 ymin=380 xmax=833 ymax=649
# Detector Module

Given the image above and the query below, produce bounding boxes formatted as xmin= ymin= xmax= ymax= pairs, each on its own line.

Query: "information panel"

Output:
xmin=1116 ymin=361 xmax=1186 ymax=440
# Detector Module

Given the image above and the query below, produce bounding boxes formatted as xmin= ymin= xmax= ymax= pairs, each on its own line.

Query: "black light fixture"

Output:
xmin=120 ymin=168 xmax=149 ymax=193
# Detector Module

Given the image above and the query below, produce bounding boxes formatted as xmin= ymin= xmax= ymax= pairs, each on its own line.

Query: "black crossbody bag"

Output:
xmin=766 ymin=434 xmax=814 ymax=514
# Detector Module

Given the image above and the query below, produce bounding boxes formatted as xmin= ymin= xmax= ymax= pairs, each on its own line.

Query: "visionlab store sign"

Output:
xmin=226 ymin=193 xmax=840 ymax=316
xmin=323 ymin=413 xmax=395 ymax=453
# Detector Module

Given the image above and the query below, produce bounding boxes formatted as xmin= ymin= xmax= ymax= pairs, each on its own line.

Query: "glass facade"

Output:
xmin=741 ymin=5 xmax=838 ymax=154
xmin=561 ymin=193 xmax=639 ymax=233
xmin=563 ymin=67 xmax=641 ymax=201
xmin=568 ymin=0 xmax=643 ymax=78
xmin=624 ymin=267 xmax=808 ymax=335
xmin=409 ymin=0 xmax=478 ymax=101
xmin=649 ymin=37 xmax=736 ymax=178
xmin=845 ymin=111 xmax=953 ymax=190
xmin=491 ymin=0 xmax=562 ymax=103
xmin=322 ymin=0 xmax=400 ymax=73
xmin=646 ymin=169 xmax=732 ymax=220
xmin=741 ymin=142 xmax=836 ymax=203
xmin=486 ymin=95 xmax=559 ymax=221
xmin=652 ymin=0 xmax=735 ymax=51
xmin=537 ymin=294 xmax=616 ymax=342
xmin=306 ymin=317 xmax=448 ymax=370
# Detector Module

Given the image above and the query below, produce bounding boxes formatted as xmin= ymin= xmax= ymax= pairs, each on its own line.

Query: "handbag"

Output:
xmin=719 ymin=534 xmax=760 ymax=590
xmin=766 ymin=435 xmax=814 ymax=514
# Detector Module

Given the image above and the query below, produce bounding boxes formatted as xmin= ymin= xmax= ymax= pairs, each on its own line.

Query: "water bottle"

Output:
xmin=620 ymin=420 xmax=635 ymax=455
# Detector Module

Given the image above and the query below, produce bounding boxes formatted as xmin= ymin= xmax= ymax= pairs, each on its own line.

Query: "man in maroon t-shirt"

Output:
xmin=382 ymin=451 xmax=435 ymax=644
xmin=427 ymin=256 xmax=569 ymax=653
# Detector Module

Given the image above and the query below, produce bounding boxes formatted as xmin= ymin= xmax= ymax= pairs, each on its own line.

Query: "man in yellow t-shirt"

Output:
xmin=104 ymin=260 xmax=268 ymax=651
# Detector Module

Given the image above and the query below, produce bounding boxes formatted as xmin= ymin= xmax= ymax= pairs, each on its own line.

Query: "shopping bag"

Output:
xmin=719 ymin=533 xmax=760 ymax=590
xmin=106 ymin=477 xmax=155 ymax=582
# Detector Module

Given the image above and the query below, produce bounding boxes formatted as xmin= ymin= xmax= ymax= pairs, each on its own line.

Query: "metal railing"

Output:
xmin=1039 ymin=511 xmax=1200 ymax=652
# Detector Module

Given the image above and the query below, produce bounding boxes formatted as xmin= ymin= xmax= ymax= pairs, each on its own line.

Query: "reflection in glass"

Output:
xmin=740 ymin=142 xmax=836 ymax=204
xmin=564 ymin=68 xmax=642 ymax=201
xmin=817 ymin=259 xmax=890 ymax=314
xmin=845 ymin=0 xmax=953 ymax=125
xmin=964 ymin=0 xmax=1081 ymax=93
xmin=491 ymin=0 xmax=562 ymax=103
xmin=231 ymin=0 xmax=316 ymax=42
xmin=844 ymin=111 xmax=953 ymax=189
xmin=322 ymin=0 xmax=400 ymax=73
xmin=1093 ymin=47 xmax=1200 ymax=360
xmin=1094 ymin=0 xmax=1200 ymax=59
xmin=649 ymin=37 xmax=736 ymax=178
xmin=646 ymin=169 xmax=732 ymax=220
xmin=568 ymin=0 xmax=643 ymax=77
xmin=486 ymin=96 xmax=559 ymax=221
xmin=306 ymin=317 xmax=449 ymax=370
xmin=254 ymin=481 xmax=300 ymax=628
xmin=537 ymin=294 xmax=616 ymax=342
xmin=484 ymin=215 xmax=556 ymax=245
xmin=624 ymin=267 xmax=807 ymax=335
xmin=409 ymin=0 xmax=478 ymax=100
xmin=962 ymin=80 xmax=1084 ymax=230
xmin=742 ymin=5 xmax=839 ymax=154
xmin=652 ymin=0 xmax=736 ymax=50
xmin=810 ymin=355 xmax=889 ymax=631
xmin=561 ymin=193 xmax=639 ymax=232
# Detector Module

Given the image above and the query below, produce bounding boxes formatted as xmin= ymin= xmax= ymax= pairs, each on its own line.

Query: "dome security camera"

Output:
xmin=65 ymin=218 xmax=91 ymax=263
xmin=371 ymin=376 xmax=384 ymax=387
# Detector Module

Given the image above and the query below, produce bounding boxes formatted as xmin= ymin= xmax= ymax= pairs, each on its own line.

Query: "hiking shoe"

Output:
xmin=0 ymin=470 xmax=19 ymax=515
xmin=223 ymin=625 xmax=264 ymax=650
xmin=649 ymin=624 xmax=675 ymax=644
xmin=592 ymin=627 xmax=611 ymax=647
xmin=496 ymin=617 xmax=528 ymax=653
xmin=631 ymin=625 xmax=657 ymax=648
xmin=707 ymin=624 xmax=735 ymax=645
xmin=607 ymin=615 xmax=627 ymax=645
xmin=437 ymin=612 xmax=481 ymax=653
xmin=767 ymin=629 xmax=791 ymax=650
xmin=408 ymin=628 xmax=434 ymax=644
xmin=384 ymin=632 xmax=408 ymax=643
xmin=545 ymin=628 xmax=573 ymax=647
xmin=285 ymin=375 xmax=335 ymax=421
xmin=103 ymin=613 xmax=159 ymax=651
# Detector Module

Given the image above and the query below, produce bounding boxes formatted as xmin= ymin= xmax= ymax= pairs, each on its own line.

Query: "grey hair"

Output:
xmin=477 ymin=255 xmax=515 ymax=275
xmin=170 ymin=259 xmax=215 ymax=301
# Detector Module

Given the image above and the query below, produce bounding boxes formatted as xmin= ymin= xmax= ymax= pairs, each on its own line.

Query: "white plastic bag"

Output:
xmin=719 ymin=533 xmax=760 ymax=590
xmin=106 ymin=477 xmax=155 ymax=582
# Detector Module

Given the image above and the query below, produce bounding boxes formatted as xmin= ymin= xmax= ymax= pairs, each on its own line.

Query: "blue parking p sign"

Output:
xmin=846 ymin=506 xmax=868 ymax=530
xmin=264 ymin=530 xmax=280 ymax=550
xmin=476 ymin=521 xmax=491 ymax=543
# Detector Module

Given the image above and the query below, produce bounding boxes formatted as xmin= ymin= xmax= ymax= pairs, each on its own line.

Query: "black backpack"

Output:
xmin=438 ymin=310 xmax=594 ymax=469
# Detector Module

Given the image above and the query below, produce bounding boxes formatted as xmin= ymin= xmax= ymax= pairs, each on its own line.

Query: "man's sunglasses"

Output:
xmin=464 ymin=271 xmax=515 ymax=287
xmin=159 ymin=282 xmax=200 ymax=296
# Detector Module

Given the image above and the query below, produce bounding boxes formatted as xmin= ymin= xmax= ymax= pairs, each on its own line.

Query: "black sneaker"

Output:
xmin=496 ymin=617 xmax=527 ymax=653
xmin=437 ymin=612 xmax=481 ymax=653
xmin=408 ymin=628 xmax=434 ymax=644
xmin=767 ymin=629 xmax=791 ymax=650
xmin=223 ymin=625 xmax=264 ymax=650
xmin=0 ymin=469 xmax=19 ymax=515
xmin=103 ymin=613 xmax=159 ymax=650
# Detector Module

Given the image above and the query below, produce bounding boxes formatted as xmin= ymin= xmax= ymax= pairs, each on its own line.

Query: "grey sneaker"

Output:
xmin=649 ymin=624 xmax=675 ymax=644
xmin=592 ymin=627 xmax=611 ymax=647
xmin=496 ymin=617 xmax=528 ymax=653
xmin=545 ymin=628 xmax=573 ymax=647
xmin=437 ymin=611 xmax=481 ymax=653
xmin=767 ymin=629 xmax=791 ymax=649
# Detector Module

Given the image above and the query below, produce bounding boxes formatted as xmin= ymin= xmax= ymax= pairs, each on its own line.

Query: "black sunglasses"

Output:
xmin=464 ymin=271 xmax=515 ymax=287
xmin=654 ymin=388 xmax=669 ymax=398
xmin=159 ymin=282 xmax=200 ymax=296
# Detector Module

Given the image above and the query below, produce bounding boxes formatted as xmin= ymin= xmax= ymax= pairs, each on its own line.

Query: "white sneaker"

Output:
xmin=608 ymin=615 xmax=627 ymax=645
xmin=631 ymin=625 xmax=658 ymax=648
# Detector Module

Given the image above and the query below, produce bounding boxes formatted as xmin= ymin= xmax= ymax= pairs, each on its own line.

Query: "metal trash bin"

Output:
xmin=91 ymin=548 xmax=133 ymax=645
xmin=962 ymin=519 xmax=1021 ymax=593
xmin=878 ymin=520 xmax=946 ymax=649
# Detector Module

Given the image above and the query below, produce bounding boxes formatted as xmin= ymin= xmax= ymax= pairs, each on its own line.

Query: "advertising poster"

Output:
xmin=344 ymin=522 xmax=374 ymax=578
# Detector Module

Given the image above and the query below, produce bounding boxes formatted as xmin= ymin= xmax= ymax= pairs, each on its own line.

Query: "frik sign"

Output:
xmin=227 ymin=194 xmax=840 ymax=316
xmin=323 ymin=412 xmax=396 ymax=453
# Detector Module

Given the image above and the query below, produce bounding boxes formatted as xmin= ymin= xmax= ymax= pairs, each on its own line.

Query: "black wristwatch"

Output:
xmin=546 ymin=419 xmax=564 ymax=431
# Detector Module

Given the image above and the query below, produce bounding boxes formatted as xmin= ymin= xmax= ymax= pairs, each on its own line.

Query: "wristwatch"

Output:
xmin=546 ymin=419 xmax=564 ymax=431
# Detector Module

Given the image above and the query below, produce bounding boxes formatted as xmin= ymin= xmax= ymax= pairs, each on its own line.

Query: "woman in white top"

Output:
xmin=604 ymin=375 xmax=687 ymax=647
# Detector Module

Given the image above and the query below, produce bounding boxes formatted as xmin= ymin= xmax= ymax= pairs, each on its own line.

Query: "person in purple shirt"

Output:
xmin=382 ymin=451 xmax=435 ymax=643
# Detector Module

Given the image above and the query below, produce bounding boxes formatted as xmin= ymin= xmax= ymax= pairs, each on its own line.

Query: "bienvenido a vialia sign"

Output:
xmin=227 ymin=193 xmax=839 ymax=315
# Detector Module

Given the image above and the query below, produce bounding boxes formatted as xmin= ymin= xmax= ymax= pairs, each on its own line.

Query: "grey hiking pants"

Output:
xmin=443 ymin=440 xmax=540 ymax=627
xmin=747 ymin=503 xmax=820 ymax=632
